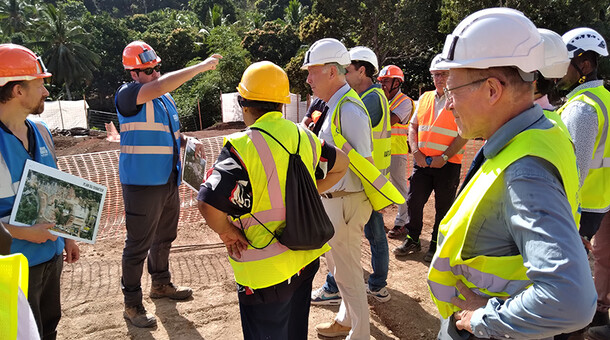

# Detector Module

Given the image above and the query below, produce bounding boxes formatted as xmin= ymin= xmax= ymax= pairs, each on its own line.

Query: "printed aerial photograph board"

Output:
xmin=10 ymin=159 xmax=106 ymax=244
xmin=182 ymin=138 xmax=207 ymax=193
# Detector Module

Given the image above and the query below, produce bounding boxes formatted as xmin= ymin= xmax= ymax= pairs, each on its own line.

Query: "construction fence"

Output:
xmin=55 ymin=137 xmax=484 ymax=241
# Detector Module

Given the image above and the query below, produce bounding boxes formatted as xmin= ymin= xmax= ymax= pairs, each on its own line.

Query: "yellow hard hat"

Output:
xmin=237 ymin=61 xmax=290 ymax=104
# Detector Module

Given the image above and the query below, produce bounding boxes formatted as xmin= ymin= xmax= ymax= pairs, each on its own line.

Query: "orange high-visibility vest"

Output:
xmin=416 ymin=91 xmax=464 ymax=163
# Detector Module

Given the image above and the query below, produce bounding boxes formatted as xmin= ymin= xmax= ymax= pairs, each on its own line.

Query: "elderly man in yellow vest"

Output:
xmin=301 ymin=38 xmax=375 ymax=340
xmin=393 ymin=54 xmax=467 ymax=262
xmin=427 ymin=8 xmax=595 ymax=339
xmin=197 ymin=61 xmax=348 ymax=339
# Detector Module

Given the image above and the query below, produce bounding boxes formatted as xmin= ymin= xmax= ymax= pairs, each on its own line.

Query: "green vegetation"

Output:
xmin=2 ymin=0 xmax=608 ymax=129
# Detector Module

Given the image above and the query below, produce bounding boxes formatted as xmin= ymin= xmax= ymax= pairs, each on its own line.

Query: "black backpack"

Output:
xmin=247 ymin=125 xmax=334 ymax=251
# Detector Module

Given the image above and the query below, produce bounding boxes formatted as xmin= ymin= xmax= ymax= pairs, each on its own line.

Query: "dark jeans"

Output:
xmin=29 ymin=254 xmax=63 ymax=340
xmin=238 ymin=258 xmax=320 ymax=340
xmin=405 ymin=162 xmax=461 ymax=247
xmin=121 ymin=173 xmax=180 ymax=307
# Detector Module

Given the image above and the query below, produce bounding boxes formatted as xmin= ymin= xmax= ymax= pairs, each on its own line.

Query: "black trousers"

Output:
xmin=238 ymin=258 xmax=320 ymax=340
xmin=579 ymin=210 xmax=607 ymax=240
xmin=29 ymin=254 xmax=63 ymax=340
xmin=121 ymin=173 xmax=180 ymax=307
xmin=405 ymin=162 xmax=461 ymax=247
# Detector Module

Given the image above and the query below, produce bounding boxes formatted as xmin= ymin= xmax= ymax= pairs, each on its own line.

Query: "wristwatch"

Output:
xmin=441 ymin=153 xmax=449 ymax=162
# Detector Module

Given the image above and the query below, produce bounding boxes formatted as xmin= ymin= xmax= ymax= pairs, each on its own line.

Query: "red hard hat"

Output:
xmin=0 ymin=44 xmax=52 ymax=86
xmin=122 ymin=41 xmax=161 ymax=70
xmin=377 ymin=65 xmax=404 ymax=82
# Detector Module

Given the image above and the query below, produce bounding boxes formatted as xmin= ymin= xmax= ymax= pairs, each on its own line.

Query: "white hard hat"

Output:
xmin=538 ymin=28 xmax=570 ymax=79
xmin=437 ymin=7 xmax=544 ymax=74
xmin=429 ymin=54 xmax=448 ymax=71
xmin=562 ymin=27 xmax=608 ymax=59
xmin=349 ymin=46 xmax=379 ymax=74
xmin=301 ymin=38 xmax=351 ymax=70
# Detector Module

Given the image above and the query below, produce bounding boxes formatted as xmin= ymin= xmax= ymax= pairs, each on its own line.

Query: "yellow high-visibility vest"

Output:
xmin=389 ymin=92 xmax=414 ymax=155
xmin=361 ymin=86 xmax=391 ymax=177
xmin=226 ymin=111 xmax=330 ymax=289
xmin=557 ymin=85 xmax=610 ymax=212
xmin=427 ymin=124 xmax=579 ymax=318
xmin=0 ymin=254 xmax=29 ymax=340
xmin=329 ymin=89 xmax=405 ymax=210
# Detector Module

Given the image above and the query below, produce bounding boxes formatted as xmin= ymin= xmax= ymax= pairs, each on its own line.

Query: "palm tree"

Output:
xmin=32 ymin=4 xmax=99 ymax=100
xmin=0 ymin=0 xmax=38 ymax=37
xmin=284 ymin=0 xmax=308 ymax=27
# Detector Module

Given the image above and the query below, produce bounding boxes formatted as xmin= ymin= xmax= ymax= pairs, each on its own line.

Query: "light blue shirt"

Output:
xmin=319 ymin=82 xmax=373 ymax=193
xmin=440 ymin=105 xmax=597 ymax=339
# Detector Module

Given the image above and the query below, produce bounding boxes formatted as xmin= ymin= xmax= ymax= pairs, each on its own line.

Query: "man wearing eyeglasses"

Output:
xmin=114 ymin=40 xmax=221 ymax=328
xmin=426 ymin=8 xmax=595 ymax=339
xmin=393 ymin=54 xmax=467 ymax=263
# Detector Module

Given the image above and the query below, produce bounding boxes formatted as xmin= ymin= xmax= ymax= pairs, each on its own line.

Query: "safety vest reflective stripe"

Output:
xmin=227 ymin=112 xmax=329 ymax=289
xmin=417 ymin=91 xmax=464 ymax=163
xmin=120 ymin=122 xmax=171 ymax=133
xmin=391 ymin=126 xmax=408 ymax=135
xmin=417 ymin=141 xmax=465 ymax=154
xmin=0 ymin=254 xmax=29 ymax=339
xmin=428 ymin=257 xmax=531 ymax=304
xmin=427 ymin=124 xmax=579 ymax=318
xmin=304 ymin=130 xmax=319 ymax=169
xmin=234 ymin=208 xmax=287 ymax=231
xmin=390 ymin=93 xmax=410 ymax=110
xmin=330 ymin=91 xmax=405 ymax=210
xmin=249 ymin=130 xmax=284 ymax=209
xmin=361 ymin=87 xmax=391 ymax=176
xmin=232 ymin=242 xmax=290 ymax=262
xmin=120 ymin=145 xmax=174 ymax=154
xmin=557 ymin=85 xmax=610 ymax=211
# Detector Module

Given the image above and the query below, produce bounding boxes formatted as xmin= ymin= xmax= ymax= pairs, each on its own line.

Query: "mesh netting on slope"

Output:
xmin=56 ymin=135 xmax=484 ymax=240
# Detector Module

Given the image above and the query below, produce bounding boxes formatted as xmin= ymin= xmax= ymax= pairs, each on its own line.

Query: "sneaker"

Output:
xmin=150 ymin=283 xmax=193 ymax=300
xmin=423 ymin=250 xmax=435 ymax=263
xmin=311 ymin=287 xmax=341 ymax=305
xmin=124 ymin=304 xmax=157 ymax=328
xmin=387 ymin=225 xmax=407 ymax=239
xmin=315 ymin=320 xmax=351 ymax=337
xmin=393 ymin=236 xmax=421 ymax=256
xmin=367 ymin=286 xmax=391 ymax=302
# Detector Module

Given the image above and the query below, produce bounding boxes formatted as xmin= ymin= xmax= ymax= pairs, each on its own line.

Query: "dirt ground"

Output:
xmin=52 ymin=125 xmax=449 ymax=340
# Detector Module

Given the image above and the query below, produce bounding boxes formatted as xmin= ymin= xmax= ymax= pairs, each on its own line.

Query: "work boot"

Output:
xmin=124 ymin=304 xmax=157 ymax=328
xmin=393 ymin=236 xmax=421 ymax=256
xmin=150 ymin=283 xmax=193 ymax=300
xmin=315 ymin=320 xmax=351 ymax=337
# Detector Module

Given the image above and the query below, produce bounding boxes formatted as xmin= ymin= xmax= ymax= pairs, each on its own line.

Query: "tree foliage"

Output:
xmin=2 ymin=0 xmax=608 ymax=127
xmin=242 ymin=20 xmax=300 ymax=67
xmin=33 ymin=3 xmax=100 ymax=100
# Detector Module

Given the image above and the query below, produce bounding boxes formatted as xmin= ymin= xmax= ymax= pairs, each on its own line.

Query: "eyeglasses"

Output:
xmin=135 ymin=64 xmax=161 ymax=75
xmin=443 ymin=77 xmax=489 ymax=98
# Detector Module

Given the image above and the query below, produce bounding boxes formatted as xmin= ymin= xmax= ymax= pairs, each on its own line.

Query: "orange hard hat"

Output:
xmin=0 ymin=44 xmax=52 ymax=86
xmin=122 ymin=41 xmax=161 ymax=70
xmin=377 ymin=65 xmax=404 ymax=82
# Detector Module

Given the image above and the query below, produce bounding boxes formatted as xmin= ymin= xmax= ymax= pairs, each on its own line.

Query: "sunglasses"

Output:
xmin=135 ymin=64 xmax=161 ymax=75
